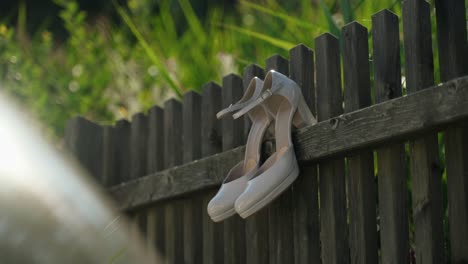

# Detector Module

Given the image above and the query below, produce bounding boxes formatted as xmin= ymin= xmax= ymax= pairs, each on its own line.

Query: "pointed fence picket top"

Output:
xmin=372 ymin=9 xmax=409 ymax=264
xmin=62 ymin=1 xmax=468 ymax=263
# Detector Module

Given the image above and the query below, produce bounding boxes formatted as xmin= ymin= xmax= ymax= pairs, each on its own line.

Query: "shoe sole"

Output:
xmin=238 ymin=165 xmax=299 ymax=219
xmin=210 ymin=207 xmax=236 ymax=222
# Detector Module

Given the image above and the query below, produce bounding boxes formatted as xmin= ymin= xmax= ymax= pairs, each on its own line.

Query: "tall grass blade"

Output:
xmin=319 ymin=0 xmax=340 ymax=37
xmin=223 ymin=24 xmax=295 ymax=50
xmin=178 ymin=0 xmax=206 ymax=43
xmin=114 ymin=2 xmax=182 ymax=97
xmin=240 ymin=1 xmax=325 ymax=31
xmin=340 ymin=0 xmax=354 ymax=23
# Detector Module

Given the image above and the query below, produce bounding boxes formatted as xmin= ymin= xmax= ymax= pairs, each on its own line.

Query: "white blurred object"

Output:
xmin=0 ymin=91 xmax=160 ymax=263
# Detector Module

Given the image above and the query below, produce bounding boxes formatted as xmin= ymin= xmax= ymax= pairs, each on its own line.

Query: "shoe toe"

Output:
xmin=207 ymin=195 xmax=232 ymax=218
xmin=207 ymin=178 xmax=247 ymax=221
xmin=234 ymin=188 xmax=255 ymax=216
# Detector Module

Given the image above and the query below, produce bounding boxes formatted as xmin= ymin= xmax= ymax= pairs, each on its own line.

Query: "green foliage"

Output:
xmin=0 ymin=0 xmax=405 ymax=136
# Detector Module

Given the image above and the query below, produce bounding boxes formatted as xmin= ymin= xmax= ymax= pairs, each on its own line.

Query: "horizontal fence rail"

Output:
xmin=107 ymin=76 xmax=468 ymax=209
xmin=64 ymin=1 xmax=468 ymax=263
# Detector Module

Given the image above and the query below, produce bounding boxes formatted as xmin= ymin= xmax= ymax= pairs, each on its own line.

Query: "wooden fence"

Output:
xmin=64 ymin=1 xmax=468 ymax=263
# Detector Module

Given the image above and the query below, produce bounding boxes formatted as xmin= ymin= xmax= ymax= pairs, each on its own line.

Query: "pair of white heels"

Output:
xmin=207 ymin=70 xmax=317 ymax=222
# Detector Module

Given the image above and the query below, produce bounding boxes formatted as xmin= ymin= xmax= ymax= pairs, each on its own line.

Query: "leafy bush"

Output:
xmin=0 ymin=0 xmax=403 ymax=136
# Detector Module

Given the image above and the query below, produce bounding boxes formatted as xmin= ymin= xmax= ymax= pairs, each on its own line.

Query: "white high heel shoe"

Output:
xmin=233 ymin=70 xmax=317 ymax=219
xmin=207 ymin=77 xmax=273 ymax=222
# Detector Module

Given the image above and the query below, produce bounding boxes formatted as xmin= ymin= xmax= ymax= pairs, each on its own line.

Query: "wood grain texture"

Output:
xmin=164 ymin=99 xmax=183 ymax=169
xmin=130 ymin=113 xmax=149 ymax=179
xmin=289 ymin=44 xmax=320 ymax=264
xmin=221 ymin=73 xmax=246 ymax=264
xmin=403 ymin=0 xmax=445 ymax=263
xmin=265 ymin=54 xmax=294 ymax=264
xmin=202 ymin=189 xmax=224 ymax=264
xmin=242 ymin=64 xmax=265 ymax=140
xmin=200 ymin=81 xmax=224 ymax=264
xmin=222 ymin=74 xmax=245 ymax=149
xmin=315 ymin=33 xmax=350 ymax=264
xmin=65 ymin=116 xmax=103 ymax=182
xmin=183 ymin=195 xmax=203 ymax=264
xmin=147 ymin=106 xmax=164 ymax=173
xmin=164 ymin=199 xmax=184 ymax=264
xmin=162 ymin=98 xmax=184 ymax=263
xmin=435 ymin=1 xmax=468 ymax=262
xmin=182 ymin=92 xmax=202 ymax=164
xmin=110 ymin=76 xmax=468 ymax=210
xmin=372 ymin=9 xmax=409 ymax=264
xmin=342 ymin=21 xmax=377 ymax=264
xmin=114 ymin=119 xmax=131 ymax=185
xmin=181 ymin=91 xmax=203 ymax=264
xmin=146 ymin=205 xmax=166 ymax=260
xmin=242 ymin=64 xmax=269 ymax=264
xmin=146 ymin=106 xmax=165 ymax=258
xmin=102 ymin=125 xmax=115 ymax=186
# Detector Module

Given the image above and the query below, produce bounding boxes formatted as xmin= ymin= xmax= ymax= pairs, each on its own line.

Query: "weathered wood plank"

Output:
xmin=242 ymin=64 xmax=265 ymax=140
xmin=315 ymin=33 xmax=350 ymax=264
xmin=289 ymin=44 xmax=320 ymax=264
xmin=102 ymin=125 xmax=115 ymax=187
xmin=164 ymin=199 xmax=184 ymax=264
xmin=242 ymin=65 xmax=269 ymax=264
xmin=147 ymin=106 xmax=164 ymax=173
xmin=114 ymin=119 xmax=131 ymax=185
xmin=146 ymin=108 xmax=166 ymax=257
xmin=435 ymin=1 xmax=468 ymax=263
xmin=202 ymin=190 xmax=224 ymax=264
xmin=130 ymin=113 xmax=149 ymax=180
xmin=182 ymin=92 xmax=202 ymax=164
xmin=163 ymin=98 xmax=184 ymax=264
xmin=182 ymin=91 xmax=203 ymax=264
xmin=147 ymin=204 xmax=166 ymax=260
xmin=183 ymin=195 xmax=203 ymax=264
xmin=342 ymin=22 xmax=378 ymax=264
xmin=164 ymin=99 xmax=183 ymax=169
xmin=202 ymin=82 xmax=222 ymax=156
xmin=110 ymin=76 xmax=468 ymax=209
xmin=403 ymin=0 xmax=445 ymax=263
xmin=65 ymin=116 xmax=103 ymax=182
xmin=201 ymin=82 xmax=224 ymax=264
xmin=221 ymin=73 xmax=246 ymax=264
xmin=372 ymin=9 xmax=409 ymax=264
xmin=265 ymin=54 xmax=294 ymax=264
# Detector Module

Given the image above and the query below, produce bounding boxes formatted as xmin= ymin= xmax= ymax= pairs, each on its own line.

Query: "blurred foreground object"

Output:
xmin=0 ymin=91 xmax=159 ymax=263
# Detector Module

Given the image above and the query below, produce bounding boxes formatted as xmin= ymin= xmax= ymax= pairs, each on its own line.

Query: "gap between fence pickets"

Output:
xmin=110 ymin=76 xmax=468 ymax=211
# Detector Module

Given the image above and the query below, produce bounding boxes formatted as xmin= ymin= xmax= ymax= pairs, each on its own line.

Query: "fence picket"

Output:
xmin=242 ymin=64 xmax=265 ymax=140
xmin=182 ymin=91 xmax=203 ymax=264
xmin=130 ymin=113 xmax=149 ymax=180
xmin=342 ymin=22 xmax=378 ymax=264
xmin=65 ymin=116 xmax=103 ymax=182
xmin=372 ymin=9 xmax=409 ymax=264
xmin=221 ymin=74 xmax=247 ymax=264
xmin=114 ymin=119 xmax=131 ymax=185
xmin=289 ymin=44 xmax=320 ymax=264
xmin=435 ymin=1 xmax=468 ymax=262
xmin=200 ymin=82 xmax=224 ymax=264
xmin=265 ymin=54 xmax=294 ymax=264
xmin=146 ymin=106 xmax=166 ymax=259
xmin=315 ymin=33 xmax=350 ymax=264
xmin=402 ymin=0 xmax=445 ymax=263
xmin=243 ymin=64 xmax=269 ymax=264
xmin=148 ymin=106 xmax=164 ymax=173
xmin=102 ymin=125 xmax=115 ymax=187
xmin=163 ymin=99 xmax=184 ymax=264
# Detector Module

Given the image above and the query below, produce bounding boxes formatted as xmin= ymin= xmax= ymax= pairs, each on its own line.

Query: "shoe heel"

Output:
xmin=292 ymin=96 xmax=317 ymax=128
